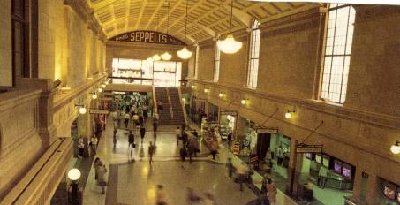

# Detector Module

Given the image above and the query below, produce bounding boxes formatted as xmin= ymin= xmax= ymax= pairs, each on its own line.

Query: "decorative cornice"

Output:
xmin=189 ymin=80 xmax=400 ymax=130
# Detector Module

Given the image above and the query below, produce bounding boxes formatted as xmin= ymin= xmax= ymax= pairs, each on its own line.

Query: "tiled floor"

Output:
xmin=81 ymin=119 xmax=349 ymax=205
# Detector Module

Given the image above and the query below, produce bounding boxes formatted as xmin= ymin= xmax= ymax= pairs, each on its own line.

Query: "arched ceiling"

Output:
xmin=88 ymin=0 xmax=319 ymax=44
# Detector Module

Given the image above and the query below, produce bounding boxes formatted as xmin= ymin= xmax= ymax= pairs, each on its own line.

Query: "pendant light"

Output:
xmin=217 ymin=0 xmax=242 ymax=54
xmin=161 ymin=2 xmax=172 ymax=61
xmin=177 ymin=0 xmax=193 ymax=59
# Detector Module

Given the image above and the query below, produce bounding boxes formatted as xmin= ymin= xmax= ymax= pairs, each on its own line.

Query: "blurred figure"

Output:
xmin=94 ymin=158 xmax=107 ymax=194
xmin=155 ymin=185 xmax=167 ymax=205
xmin=186 ymin=187 xmax=202 ymax=204
xmin=203 ymin=192 xmax=216 ymax=205
xmin=148 ymin=141 xmax=156 ymax=164
xmin=236 ymin=162 xmax=249 ymax=191
xmin=266 ymin=178 xmax=277 ymax=205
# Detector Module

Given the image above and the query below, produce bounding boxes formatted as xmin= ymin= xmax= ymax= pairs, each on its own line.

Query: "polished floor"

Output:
xmin=81 ymin=119 xmax=348 ymax=205
xmin=83 ymin=121 xmax=261 ymax=205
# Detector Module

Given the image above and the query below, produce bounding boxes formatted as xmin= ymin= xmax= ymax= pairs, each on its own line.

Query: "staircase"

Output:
xmin=154 ymin=87 xmax=185 ymax=125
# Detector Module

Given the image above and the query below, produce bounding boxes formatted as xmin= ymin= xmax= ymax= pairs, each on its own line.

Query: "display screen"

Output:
xmin=315 ymin=154 xmax=322 ymax=163
xmin=342 ymin=163 xmax=352 ymax=179
xmin=383 ymin=182 xmax=396 ymax=200
xmin=334 ymin=160 xmax=342 ymax=174
xmin=322 ymin=155 xmax=330 ymax=167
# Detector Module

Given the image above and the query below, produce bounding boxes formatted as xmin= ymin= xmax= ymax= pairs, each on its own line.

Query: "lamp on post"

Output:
xmin=68 ymin=168 xmax=81 ymax=205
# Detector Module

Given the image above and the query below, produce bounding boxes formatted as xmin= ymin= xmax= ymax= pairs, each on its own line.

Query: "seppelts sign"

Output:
xmin=109 ymin=30 xmax=186 ymax=45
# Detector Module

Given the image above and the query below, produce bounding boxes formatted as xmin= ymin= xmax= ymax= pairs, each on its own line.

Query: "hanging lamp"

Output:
xmin=161 ymin=2 xmax=172 ymax=61
xmin=177 ymin=0 xmax=193 ymax=59
xmin=217 ymin=0 xmax=242 ymax=54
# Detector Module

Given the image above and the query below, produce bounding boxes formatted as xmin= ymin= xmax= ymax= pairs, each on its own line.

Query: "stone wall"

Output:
xmin=190 ymin=5 xmax=400 ymax=204
xmin=0 ymin=90 xmax=43 ymax=199
xmin=345 ymin=5 xmax=400 ymax=116
xmin=0 ymin=0 xmax=12 ymax=87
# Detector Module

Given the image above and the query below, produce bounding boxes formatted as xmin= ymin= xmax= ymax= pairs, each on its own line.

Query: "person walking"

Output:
xmin=236 ymin=162 xmax=249 ymax=191
xmin=113 ymin=128 xmax=118 ymax=147
xmin=95 ymin=160 xmax=108 ymax=194
xmin=209 ymin=139 xmax=218 ymax=160
xmin=128 ymin=131 xmax=135 ymax=159
xmin=176 ymin=126 xmax=181 ymax=146
xmin=203 ymin=192 xmax=216 ymax=205
xmin=140 ymin=125 xmax=146 ymax=144
xmin=179 ymin=145 xmax=187 ymax=162
xmin=153 ymin=115 xmax=159 ymax=133
xmin=227 ymin=157 xmax=234 ymax=178
xmin=90 ymin=136 xmax=98 ymax=155
xmin=155 ymin=185 xmax=167 ymax=205
xmin=148 ymin=141 xmax=156 ymax=164
xmin=78 ymin=138 xmax=85 ymax=158
xmin=266 ymin=178 xmax=277 ymax=205
xmin=227 ymin=132 xmax=232 ymax=147
xmin=186 ymin=187 xmax=202 ymax=204
xmin=187 ymin=138 xmax=195 ymax=163
xmin=124 ymin=112 xmax=130 ymax=128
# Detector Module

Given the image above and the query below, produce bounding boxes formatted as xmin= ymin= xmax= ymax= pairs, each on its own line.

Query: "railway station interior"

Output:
xmin=1 ymin=0 xmax=400 ymax=204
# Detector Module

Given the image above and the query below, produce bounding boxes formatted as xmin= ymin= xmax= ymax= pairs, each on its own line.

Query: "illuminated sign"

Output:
xmin=109 ymin=30 xmax=186 ymax=45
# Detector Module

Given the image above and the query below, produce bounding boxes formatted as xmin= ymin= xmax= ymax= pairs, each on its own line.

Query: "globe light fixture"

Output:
xmin=204 ymin=88 xmax=210 ymax=93
xmin=68 ymin=168 xmax=81 ymax=181
xmin=217 ymin=34 xmax=243 ymax=54
xmin=101 ymin=84 xmax=106 ymax=88
xmin=98 ymin=87 xmax=103 ymax=93
xmin=147 ymin=56 xmax=154 ymax=62
xmin=177 ymin=0 xmax=193 ymax=59
xmin=92 ymin=93 xmax=98 ymax=99
xmin=161 ymin=51 xmax=172 ymax=61
xmin=241 ymin=99 xmax=247 ymax=105
xmin=390 ymin=141 xmax=400 ymax=154
xmin=217 ymin=0 xmax=242 ymax=54
xmin=177 ymin=47 xmax=193 ymax=59
xmin=161 ymin=3 xmax=172 ymax=61
xmin=219 ymin=93 xmax=225 ymax=98
xmin=153 ymin=54 xmax=161 ymax=61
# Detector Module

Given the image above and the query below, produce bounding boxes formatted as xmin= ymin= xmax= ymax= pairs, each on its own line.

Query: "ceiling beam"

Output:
xmin=134 ymin=0 xmax=147 ymax=31
xmin=144 ymin=0 xmax=166 ymax=31
xmin=222 ymin=4 xmax=252 ymax=28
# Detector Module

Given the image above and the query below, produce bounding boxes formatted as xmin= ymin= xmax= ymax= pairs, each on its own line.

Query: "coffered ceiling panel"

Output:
xmin=87 ymin=0 xmax=319 ymax=44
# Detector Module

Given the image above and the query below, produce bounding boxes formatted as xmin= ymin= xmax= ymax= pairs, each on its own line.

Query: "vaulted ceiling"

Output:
xmin=88 ymin=0 xmax=319 ymax=44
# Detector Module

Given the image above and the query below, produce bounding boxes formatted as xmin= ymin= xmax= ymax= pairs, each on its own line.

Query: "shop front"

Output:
xmin=189 ymin=96 xmax=206 ymax=125
xmin=219 ymin=110 xmax=237 ymax=140
xmin=296 ymin=151 xmax=356 ymax=203
xmin=207 ymin=102 xmax=219 ymax=122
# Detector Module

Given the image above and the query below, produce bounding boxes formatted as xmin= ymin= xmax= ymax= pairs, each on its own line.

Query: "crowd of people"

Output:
xmin=73 ymin=93 xmax=280 ymax=204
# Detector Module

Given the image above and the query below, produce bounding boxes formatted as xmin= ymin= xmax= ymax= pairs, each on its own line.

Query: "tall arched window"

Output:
xmin=247 ymin=19 xmax=260 ymax=89
xmin=321 ymin=4 xmax=355 ymax=103
xmin=214 ymin=44 xmax=220 ymax=82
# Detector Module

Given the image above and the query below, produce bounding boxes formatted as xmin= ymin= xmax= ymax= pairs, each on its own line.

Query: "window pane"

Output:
xmin=321 ymin=5 xmax=354 ymax=103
